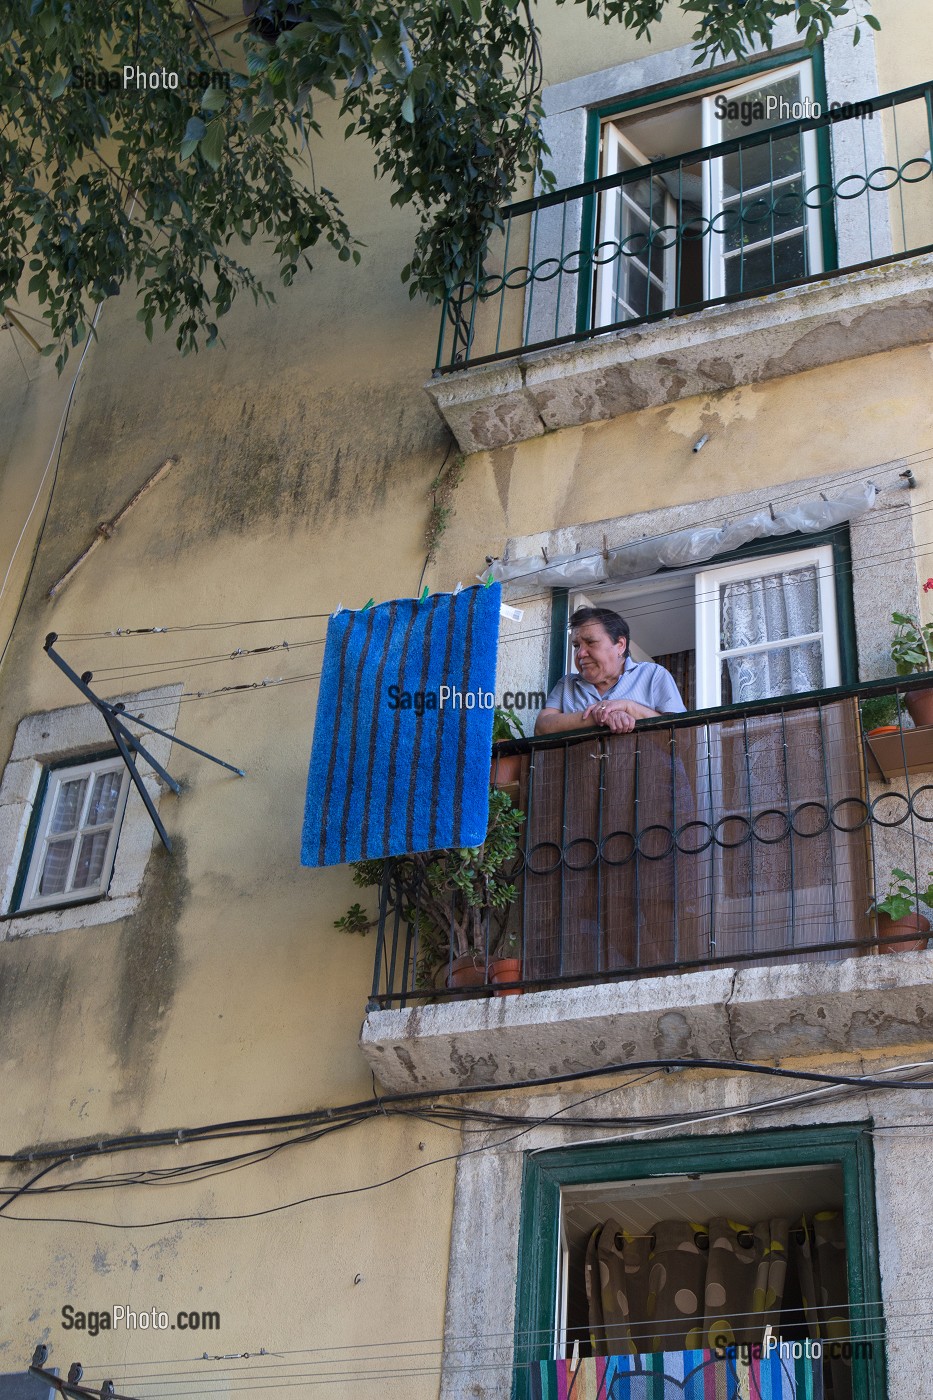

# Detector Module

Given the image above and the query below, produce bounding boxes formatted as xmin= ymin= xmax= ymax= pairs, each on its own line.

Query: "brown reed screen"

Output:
xmin=520 ymin=699 xmax=871 ymax=980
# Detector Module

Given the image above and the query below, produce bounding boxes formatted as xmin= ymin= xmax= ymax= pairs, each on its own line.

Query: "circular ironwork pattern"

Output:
xmin=713 ymin=815 xmax=751 ymax=849
xmin=600 ymin=830 xmax=637 ymax=867
xmin=636 ymin=824 xmax=675 ymax=861
xmin=790 ymin=801 xmax=831 ymax=838
xmin=525 ymin=840 xmax=563 ymax=876
xmin=752 ymin=808 xmax=791 ymax=844
xmin=564 ymin=837 xmax=600 ymax=871
xmin=518 ymin=784 xmax=932 ymax=874
xmin=869 ymin=791 xmax=912 ymax=829
xmin=830 ymin=796 xmax=870 ymax=833
xmin=454 ymin=156 xmax=933 ymax=308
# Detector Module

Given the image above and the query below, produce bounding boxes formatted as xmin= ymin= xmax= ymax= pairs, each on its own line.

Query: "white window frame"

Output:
xmin=17 ymin=756 xmax=131 ymax=912
xmin=695 ymin=544 xmax=841 ymax=710
xmin=701 ymin=61 xmax=824 ymax=301
xmin=595 ymin=127 xmax=676 ymax=327
xmin=0 ymin=685 xmax=181 ymax=940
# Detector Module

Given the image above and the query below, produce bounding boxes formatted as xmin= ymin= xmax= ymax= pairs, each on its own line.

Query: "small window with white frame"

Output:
xmin=14 ymin=754 xmax=130 ymax=912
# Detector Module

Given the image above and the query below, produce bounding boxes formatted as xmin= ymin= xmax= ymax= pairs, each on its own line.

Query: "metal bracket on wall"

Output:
xmin=43 ymin=633 xmax=245 ymax=853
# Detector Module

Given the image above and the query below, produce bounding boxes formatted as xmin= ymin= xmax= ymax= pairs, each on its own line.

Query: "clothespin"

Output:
xmin=768 ymin=503 xmax=777 ymax=521
xmin=453 ymin=581 xmax=463 ymax=594
xmin=332 ymin=602 xmax=343 ymax=616
xmin=360 ymin=598 xmax=374 ymax=612
xmin=819 ymin=491 xmax=828 ymax=501
xmin=419 ymin=585 xmax=429 ymax=602
xmin=602 ymin=533 xmax=609 ymax=560
xmin=541 ymin=546 xmax=550 ymax=563
xmin=483 ymin=572 xmax=494 ymax=587
xmin=570 ymin=1339 xmax=580 ymax=1373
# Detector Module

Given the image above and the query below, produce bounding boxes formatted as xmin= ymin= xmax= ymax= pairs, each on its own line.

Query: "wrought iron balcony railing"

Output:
xmin=435 ymin=80 xmax=933 ymax=371
xmin=369 ymin=678 xmax=933 ymax=1008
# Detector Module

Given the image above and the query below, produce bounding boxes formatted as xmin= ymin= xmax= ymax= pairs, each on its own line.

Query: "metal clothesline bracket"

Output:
xmin=44 ymin=633 xmax=245 ymax=854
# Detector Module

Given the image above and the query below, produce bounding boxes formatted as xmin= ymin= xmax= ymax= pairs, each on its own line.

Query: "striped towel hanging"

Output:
xmin=301 ymin=583 xmax=502 ymax=866
xmin=528 ymin=1348 xmax=824 ymax=1399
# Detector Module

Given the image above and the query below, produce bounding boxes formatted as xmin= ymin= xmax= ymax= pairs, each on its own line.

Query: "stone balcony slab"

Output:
xmin=425 ymin=253 xmax=933 ymax=454
xmin=360 ymin=950 xmax=933 ymax=1092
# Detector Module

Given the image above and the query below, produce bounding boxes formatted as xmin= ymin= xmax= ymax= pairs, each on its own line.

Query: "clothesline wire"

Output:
xmin=73 ymin=1303 xmax=911 ymax=1383
xmin=52 ymin=450 xmax=929 ymax=644
xmin=80 ymin=525 xmax=933 ymax=703
xmin=72 ymin=1297 xmax=923 ymax=1379
xmin=483 ymin=449 xmax=931 ymax=590
xmin=54 ymin=500 xmax=933 ymax=695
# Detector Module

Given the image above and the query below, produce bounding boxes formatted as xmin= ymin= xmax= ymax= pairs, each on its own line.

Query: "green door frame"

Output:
xmin=512 ymin=1123 xmax=885 ymax=1400
xmin=576 ymin=45 xmax=837 ymax=334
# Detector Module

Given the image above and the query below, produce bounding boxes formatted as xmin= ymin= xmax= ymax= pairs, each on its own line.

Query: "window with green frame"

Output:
xmin=577 ymin=45 xmax=838 ymax=336
xmin=548 ymin=525 xmax=858 ymax=713
xmin=513 ymin=1124 xmax=885 ymax=1400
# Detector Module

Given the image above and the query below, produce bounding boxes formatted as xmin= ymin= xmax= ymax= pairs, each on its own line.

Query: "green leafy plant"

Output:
xmin=423 ymin=451 xmax=465 ymax=567
xmin=859 ymin=694 xmax=900 ymax=733
xmin=891 ymin=609 xmax=933 ymax=676
xmin=334 ymin=787 xmax=524 ymax=984
xmin=492 ymin=706 xmax=524 ymax=742
xmin=872 ymin=867 xmax=933 ymax=922
xmin=1 ymin=0 xmax=875 ymax=368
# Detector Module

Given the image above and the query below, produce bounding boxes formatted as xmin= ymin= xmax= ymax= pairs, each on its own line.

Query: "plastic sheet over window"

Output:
xmin=486 ymin=483 xmax=876 ymax=591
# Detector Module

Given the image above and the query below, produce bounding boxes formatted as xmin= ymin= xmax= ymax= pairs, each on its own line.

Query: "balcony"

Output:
xmin=361 ymin=679 xmax=933 ymax=1092
xmin=427 ymin=81 xmax=933 ymax=452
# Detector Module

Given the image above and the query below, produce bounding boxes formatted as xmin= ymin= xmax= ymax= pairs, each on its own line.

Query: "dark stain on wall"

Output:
xmin=109 ymin=836 xmax=188 ymax=1106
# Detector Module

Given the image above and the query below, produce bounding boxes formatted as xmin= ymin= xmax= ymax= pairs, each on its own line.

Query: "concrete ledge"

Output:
xmin=360 ymin=951 xmax=933 ymax=1091
xmin=426 ymin=253 xmax=933 ymax=453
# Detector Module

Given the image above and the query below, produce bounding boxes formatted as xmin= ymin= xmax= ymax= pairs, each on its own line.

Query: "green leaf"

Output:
xmin=864 ymin=12 xmax=881 ymax=29
xmin=401 ymin=93 xmax=414 ymax=123
xmin=200 ymin=117 xmax=225 ymax=170
xmin=47 ymin=72 xmax=67 ymax=99
xmin=183 ymin=115 xmax=206 ymax=142
xmin=308 ymin=7 xmax=345 ymax=31
xmin=248 ymin=108 xmax=276 ymax=136
xmin=465 ymin=0 xmax=482 ymax=20
xmin=201 ymin=84 xmax=228 ymax=112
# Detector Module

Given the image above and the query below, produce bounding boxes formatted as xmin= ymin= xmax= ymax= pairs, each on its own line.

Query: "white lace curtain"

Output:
xmin=720 ymin=565 xmax=823 ymax=703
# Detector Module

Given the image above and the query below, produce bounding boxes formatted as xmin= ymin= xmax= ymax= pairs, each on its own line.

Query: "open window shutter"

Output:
xmin=701 ymin=63 xmax=824 ymax=300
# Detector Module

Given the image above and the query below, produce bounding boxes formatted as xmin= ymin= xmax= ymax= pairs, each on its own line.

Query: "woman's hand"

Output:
xmin=582 ymin=699 xmax=638 ymax=733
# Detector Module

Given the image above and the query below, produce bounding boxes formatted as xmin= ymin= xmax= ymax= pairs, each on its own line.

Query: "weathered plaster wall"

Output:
xmin=0 ymin=3 xmax=931 ymax=1392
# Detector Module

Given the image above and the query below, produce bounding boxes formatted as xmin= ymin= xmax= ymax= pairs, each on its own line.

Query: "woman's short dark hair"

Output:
xmin=569 ymin=606 xmax=630 ymax=649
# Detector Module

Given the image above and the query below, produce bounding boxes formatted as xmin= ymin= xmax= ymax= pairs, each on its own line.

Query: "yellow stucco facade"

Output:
xmin=2 ymin=6 xmax=933 ymax=1398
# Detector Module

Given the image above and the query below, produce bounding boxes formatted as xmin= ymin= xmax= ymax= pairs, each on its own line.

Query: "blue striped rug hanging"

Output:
xmin=301 ymin=583 xmax=502 ymax=866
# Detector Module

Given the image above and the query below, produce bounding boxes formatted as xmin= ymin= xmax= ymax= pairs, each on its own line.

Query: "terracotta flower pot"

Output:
xmin=446 ymin=954 xmax=488 ymax=989
xmin=877 ymin=911 xmax=931 ymax=954
xmin=489 ymin=956 xmax=523 ymax=996
xmin=490 ymin=753 xmax=522 ymax=789
xmin=906 ymin=687 xmax=933 ymax=728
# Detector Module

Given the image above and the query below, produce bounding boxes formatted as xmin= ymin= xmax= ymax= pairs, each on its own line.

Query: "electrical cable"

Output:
xmin=53 ymin=516 xmax=933 ymax=702
xmin=3 ymin=1059 xmax=933 ymax=1228
xmin=53 ymin=449 xmax=927 ymax=644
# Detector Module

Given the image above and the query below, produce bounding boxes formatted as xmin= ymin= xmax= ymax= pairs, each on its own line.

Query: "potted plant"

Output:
xmin=859 ymin=693 xmax=901 ymax=737
xmin=491 ymin=706 xmax=525 ymax=790
xmin=335 ymin=788 xmax=524 ymax=990
xmin=891 ymin=594 xmax=933 ymax=726
xmin=871 ymin=867 xmax=933 ymax=953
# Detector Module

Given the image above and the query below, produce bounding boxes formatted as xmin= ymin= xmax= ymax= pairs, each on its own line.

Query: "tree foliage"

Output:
xmin=0 ymin=0 xmax=874 ymax=368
